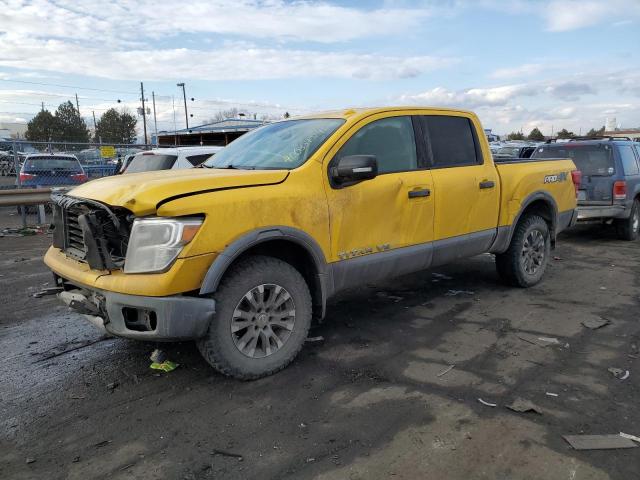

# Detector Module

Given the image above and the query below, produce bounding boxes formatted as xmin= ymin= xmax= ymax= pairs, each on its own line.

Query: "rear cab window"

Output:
xmin=23 ymin=156 xmax=82 ymax=171
xmin=125 ymin=153 xmax=178 ymax=173
xmin=420 ymin=116 xmax=481 ymax=168
xmin=533 ymin=144 xmax=614 ymax=176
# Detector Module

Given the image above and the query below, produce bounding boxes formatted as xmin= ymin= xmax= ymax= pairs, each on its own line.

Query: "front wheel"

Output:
xmin=615 ymin=199 xmax=639 ymax=241
xmin=197 ymin=255 xmax=312 ymax=380
xmin=496 ymin=214 xmax=551 ymax=288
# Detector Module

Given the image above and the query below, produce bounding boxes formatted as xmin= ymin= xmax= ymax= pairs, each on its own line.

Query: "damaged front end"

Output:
xmin=51 ymin=193 xmax=133 ymax=271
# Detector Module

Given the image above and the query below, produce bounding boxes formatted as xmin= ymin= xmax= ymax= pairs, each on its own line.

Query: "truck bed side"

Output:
xmin=494 ymin=157 xmax=577 ymax=247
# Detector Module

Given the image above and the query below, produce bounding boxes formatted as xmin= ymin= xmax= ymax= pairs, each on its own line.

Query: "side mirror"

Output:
xmin=331 ymin=155 xmax=378 ymax=185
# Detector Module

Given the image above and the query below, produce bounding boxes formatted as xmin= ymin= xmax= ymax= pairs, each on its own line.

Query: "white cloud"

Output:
xmin=490 ymin=63 xmax=544 ymax=79
xmin=0 ymin=32 xmax=457 ymax=81
xmin=0 ymin=0 xmax=433 ymax=44
xmin=399 ymin=70 xmax=640 ymax=134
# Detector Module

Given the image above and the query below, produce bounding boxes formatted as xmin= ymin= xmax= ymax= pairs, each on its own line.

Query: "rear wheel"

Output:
xmin=496 ymin=214 xmax=551 ymax=287
xmin=615 ymin=199 xmax=639 ymax=241
xmin=197 ymin=255 xmax=312 ymax=380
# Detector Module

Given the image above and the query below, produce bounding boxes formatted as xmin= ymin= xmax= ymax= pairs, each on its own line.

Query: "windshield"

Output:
xmin=24 ymin=157 xmax=81 ymax=170
xmin=204 ymin=119 xmax=344 ymax=170
xmin=496 ymin=146 xmax=521 ymax=156
xmin=125 ymin=153 xmax=177 ymax=173
xmin=533 ymin=144 xmax=614 ymax=176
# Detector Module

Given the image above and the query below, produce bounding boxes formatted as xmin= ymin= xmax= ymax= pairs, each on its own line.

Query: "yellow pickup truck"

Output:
xmin=45 ymin=107 xmax=579 ymax=379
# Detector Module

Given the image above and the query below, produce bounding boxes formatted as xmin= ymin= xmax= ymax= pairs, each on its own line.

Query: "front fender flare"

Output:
xmin=199 ymin=226 xmax=331 ymax=317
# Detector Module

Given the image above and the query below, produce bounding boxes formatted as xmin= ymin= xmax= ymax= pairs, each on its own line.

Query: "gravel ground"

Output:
xmin=1 ymin=221 xmax=639 ymax=480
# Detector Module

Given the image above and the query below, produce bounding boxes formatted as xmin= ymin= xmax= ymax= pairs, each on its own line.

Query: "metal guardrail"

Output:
xmin=0 ymin=188 xmax=54 ymax=206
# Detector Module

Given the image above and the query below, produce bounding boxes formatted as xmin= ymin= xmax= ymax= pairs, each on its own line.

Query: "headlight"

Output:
xmin=124 ymin=217 xmax=202 ymax=274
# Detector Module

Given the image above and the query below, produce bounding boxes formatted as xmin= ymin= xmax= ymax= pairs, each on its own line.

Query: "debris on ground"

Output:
xmin=1 ymin=227 xmax=45 ymax=237
xmin=581 ymin=318 xmax=610 ymax=330
xmin=376 ymin=292 xmax=404 ymax=302
xmin=306 ymin=336 xmax=325 ymax=343
xmin=563 ymin=434 xmax=638 ymax=450
xmin=477 ymin=398 xmax=497 ymax=407
xmin=619 ymin=432 xmax=640 ymax=443
xmin=506 ymin=398 xmax=542 ymax=414
xmin=149 ymin=348 xmax=167 ymax=364
xmin=150 ymin=360 xmax=179 ymax=373
xmin=107 ymin=382 xmax=118 ymax=391
xmin=516 ymin=333 xmax=561 ymax=347
xmin=553 ymin=256 xmax=562 ymax=261
xmin=25 ymin=457 xmax=36 ymax=464
xmin=436 ymin=365 xmax=455 ymax=377
xmin=608 ymin=368 xmax=630 ymax=380
xmin=445 ymin=290 xmax=474 ymax=296
xmin=211 ymin=449 xmax=243 ymax=461
xmin=32 ymin=287 xmax=63 ymax=298
xmin=432 ymin=273 xmax=453 ymax=281
xmin=545 ymin=392 xmax=559 ymax=397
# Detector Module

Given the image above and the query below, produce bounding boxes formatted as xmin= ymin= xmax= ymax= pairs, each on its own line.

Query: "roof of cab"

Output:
xmin=295 ymin=106 xmax=476 ymax=121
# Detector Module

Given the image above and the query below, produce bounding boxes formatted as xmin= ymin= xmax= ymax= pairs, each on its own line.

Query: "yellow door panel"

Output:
xmin=322 ymin=113 xmax=434 ymax=262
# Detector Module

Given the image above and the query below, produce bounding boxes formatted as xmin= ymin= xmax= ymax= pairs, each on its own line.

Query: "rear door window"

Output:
xmin=125 ymin=153 xmax=177 ymax=173
xmin=422 ymin=116 xmax=481 ymax=168
xmin=533 ymin=144 xmax=614 ymax=176
xmin=336 ymin=116 xmax=418 ymax=174
xmin=619 ymin=145 xmax=639 ymax=175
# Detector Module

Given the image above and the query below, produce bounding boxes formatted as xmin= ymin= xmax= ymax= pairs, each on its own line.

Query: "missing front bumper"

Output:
xmin=58 ymin=287 xmax=215 ymax=341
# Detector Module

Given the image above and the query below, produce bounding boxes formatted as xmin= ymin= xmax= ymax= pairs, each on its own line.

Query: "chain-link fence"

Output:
xmin=0 ymin=140 xmax=175 ymax=230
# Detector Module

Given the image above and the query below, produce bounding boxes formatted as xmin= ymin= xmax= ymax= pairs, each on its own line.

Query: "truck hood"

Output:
xmin=68 ymin=168 xmax=289 ymax=215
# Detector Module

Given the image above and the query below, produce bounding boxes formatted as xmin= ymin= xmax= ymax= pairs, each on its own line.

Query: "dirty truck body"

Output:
xmin=44 ymin=107 xmax=578 ymax=379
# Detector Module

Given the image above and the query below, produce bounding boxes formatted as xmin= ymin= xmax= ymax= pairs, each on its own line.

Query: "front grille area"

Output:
xmin=64 ymin=205 xmax=89 ymax=260
xmin=52 ymin=195 xmax=132 ymax=270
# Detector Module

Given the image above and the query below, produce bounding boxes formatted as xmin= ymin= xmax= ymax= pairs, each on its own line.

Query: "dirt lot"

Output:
xmin=1 ymin=219 xmax=639 ymax=480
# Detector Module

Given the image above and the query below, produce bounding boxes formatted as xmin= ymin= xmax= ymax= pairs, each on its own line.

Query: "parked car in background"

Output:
xmin=18 ymin=154 xmax=88 ymax=187
xmin=122 ymin=147 xmax=223 ymax=174
xmin=532 ymin=138 xmax=640 ymax=240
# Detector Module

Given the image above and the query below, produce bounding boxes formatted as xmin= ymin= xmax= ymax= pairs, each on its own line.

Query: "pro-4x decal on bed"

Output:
xmin=544 ymin=172 xmax=568 ymax=184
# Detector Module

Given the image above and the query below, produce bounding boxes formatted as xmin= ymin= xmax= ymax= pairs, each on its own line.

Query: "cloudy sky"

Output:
xmin=0 ymin=0 xmax=639 ymax=136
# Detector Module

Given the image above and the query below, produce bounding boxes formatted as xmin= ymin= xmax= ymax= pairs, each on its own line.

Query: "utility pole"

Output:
xmin=152 ymin=91 xmax=158 ymax=143
xmin=177 ymin=82 xmax=189 ymax=130
xmin=75 ymin=93 xmax=80 ymax=114
xmin=41 ymin=101 xmax=44 ymax=112
xmin=92 ymin=111 xmax=99 ymax=143
xmin=172 ymin=96 xmax=178 ymax=145
xmin=140 ymin=82 xmax=148 ymax=144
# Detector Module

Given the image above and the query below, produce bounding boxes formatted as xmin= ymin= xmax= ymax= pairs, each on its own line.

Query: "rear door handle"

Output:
xmin=408 ymin=188 xmax=431 ymax=198
xmin=479 ymin=180 xmax=495 ymax=189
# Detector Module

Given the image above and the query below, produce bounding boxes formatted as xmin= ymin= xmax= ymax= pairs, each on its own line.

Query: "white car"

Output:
xmin=122 ymin=146 xmax=224 ymax=174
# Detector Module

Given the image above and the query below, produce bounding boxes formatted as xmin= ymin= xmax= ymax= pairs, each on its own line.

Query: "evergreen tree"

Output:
xmin=25 ymin=110 xmax=57 ymax=142
xmin=95 ymin=108 xmax=138 ymax=143
xmin=527 ymin=127 xmax=545 ymax=141
xmin=54 ymin=101 xmax=90 ymax=143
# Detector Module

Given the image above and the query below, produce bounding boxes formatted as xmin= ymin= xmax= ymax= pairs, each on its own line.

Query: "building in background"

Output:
xmin=604 ymin=128 xmax=640 ymax=140
xmin=0 ymin=122 xmax=28 ymax=139
xmin=156 ymin=118 xmax=266 ymax=146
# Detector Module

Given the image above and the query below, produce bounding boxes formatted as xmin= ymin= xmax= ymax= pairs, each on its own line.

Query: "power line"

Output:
xmin=0 ymin=78 xmax=138 ymax=95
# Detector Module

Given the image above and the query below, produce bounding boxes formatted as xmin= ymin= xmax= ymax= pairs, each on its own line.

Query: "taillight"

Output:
xmin=571 ymin=170 xmax=581 ymax=198
xmin=71 ymin=173 xmax=88 ymax=182
xmin=19 ymin=172 xmax=35 ymax=182
xmin=613 ymin=181 xmax=627 ymax=200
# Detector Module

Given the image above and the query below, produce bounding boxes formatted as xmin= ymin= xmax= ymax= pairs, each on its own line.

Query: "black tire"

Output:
xmin=615 ymin=199 xmax=639 ymax=241
xmin=197 ymin=255 xmax=312 ymax=380
xmin=496 ymin=214 xmax=551 ymax=288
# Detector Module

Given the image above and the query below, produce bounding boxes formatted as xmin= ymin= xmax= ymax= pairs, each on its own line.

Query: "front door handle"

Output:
xmin=408 ymin=188 xmax=431 ymax=198
xmin=479 ymin=180 xmax=495 ymax=189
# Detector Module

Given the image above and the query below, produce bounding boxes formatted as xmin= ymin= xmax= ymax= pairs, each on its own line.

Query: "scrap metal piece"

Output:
xmin=582 ymin=318 xmax=610 ymax=329
xmin=506 ymin=398 xmax=542 ymax=414
xmin=563 ymin=435 xmax=637 ymax=450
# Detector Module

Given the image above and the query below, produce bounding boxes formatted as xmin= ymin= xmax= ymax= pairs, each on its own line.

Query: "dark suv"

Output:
xmin=532 ymin=138 xmax=640 ymax=240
